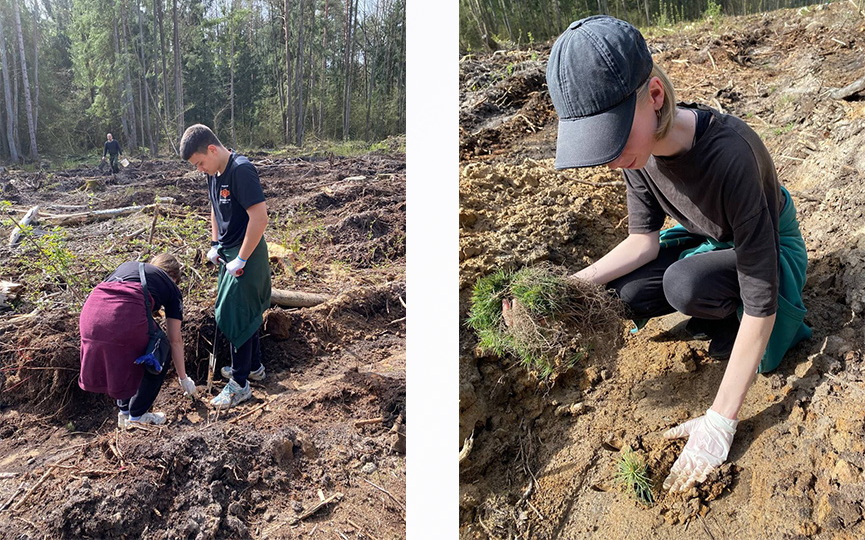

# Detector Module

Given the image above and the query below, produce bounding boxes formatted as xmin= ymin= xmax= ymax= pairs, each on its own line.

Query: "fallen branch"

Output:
xmin=0 ymin=486 xmax=23 ymax=511
xmin=41 ymin=198 xmax=176 ymax=227
xmin=8 ymin=205 xmax=39 ymax=246
xmin=228 ymin=400 xmax=269 ymax=424
xmin=288 ymin=492 xmax=344 ymax=524
xmin=11 ymin=467 xmax=53 ymax=511
xmin=354 ymin=416 xmax=384 ymax=428
xmin=270 ymin=288 xmax=329 ymax=308
xmin=362 ymin=478 xmax=405 ymax=511
xmin=830 ymin=72 xmax=865 ymax=100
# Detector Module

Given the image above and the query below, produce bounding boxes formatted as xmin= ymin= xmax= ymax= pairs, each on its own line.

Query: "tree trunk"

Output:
xmin=342 ymin=0 xmax=357 ymax=140
xmin=283 ymin=0 xmax=293 ymax=144
xmin=138 ymin=0 xmax=156 ymax=155
xmin=121 ymin=2 xmax=139 ymax=150
xmin=156 ymin=0 xmax=170 ymax=137
xmin=112 ymin=16 xmax=131 ymax=147
xmin=13 ymin=0 xmax=38 ymax=160
xmin=10 ymin=29 xmax=20 ymax=151
xmin=31 ymin=0 xmax=39 ymax=131
xmin=0 ymin=11 xmax=20 ymax=163
xmin=229 ymin=2 xmax=236 ymax=148
xmin=172 ymin=0 xmax=184 ymax=140
xmin=294 ymin=0 xmax=305 ymax=146
xmin=318 ymin=0 xmax=328 ymax=138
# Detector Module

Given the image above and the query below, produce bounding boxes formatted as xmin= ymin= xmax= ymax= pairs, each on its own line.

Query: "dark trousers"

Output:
xmin=108 ymin=153 xmax=119 ymax=173
xmin=229 ymin=330 xmax=262 ymax=386
xmin=116 ymin=366 xmax=169 ymax=417
xmin=608 ymin=245 xmax=742 ymax=322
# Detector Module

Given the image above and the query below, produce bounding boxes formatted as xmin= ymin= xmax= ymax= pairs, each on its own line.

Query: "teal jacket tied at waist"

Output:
xmin=655 ymin=186 xmax=811 ymax=373
xmin=215 ymin=237 xmax=272 ymax=348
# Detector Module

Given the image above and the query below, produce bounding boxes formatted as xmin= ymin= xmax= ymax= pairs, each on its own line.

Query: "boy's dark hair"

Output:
xmin=179 ymin=124 xmax=223 ymax=160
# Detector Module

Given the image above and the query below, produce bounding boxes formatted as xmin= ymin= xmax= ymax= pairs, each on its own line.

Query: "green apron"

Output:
xmin=642 ymin=186 xmax=811 ymax=372
xmin=215 ymin=237 xmax=272 ymax=348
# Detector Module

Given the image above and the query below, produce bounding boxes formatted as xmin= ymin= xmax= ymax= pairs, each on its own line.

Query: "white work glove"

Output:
xmin=178 ymin=376 xmax=198 ymax=397
xmin=206 ymin=244 xmax=221 ymax=265
xmin=662 ymin=409 xmax=738 ymax=493
xmin=225 ymin=256 xmax=246 ymax=277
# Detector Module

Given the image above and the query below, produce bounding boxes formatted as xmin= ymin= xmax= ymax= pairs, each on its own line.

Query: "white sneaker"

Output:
xmin=118 ymin=412 xmax=129 ymax=428
xmin=210 ymin=379 xmax=252 ymax=410
xmin=127 ymin=412 xmax=166 ymax=425
xmin=220 ymin=364 xmax=266 ymax=381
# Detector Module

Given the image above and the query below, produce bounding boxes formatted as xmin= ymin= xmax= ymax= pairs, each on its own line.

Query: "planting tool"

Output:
xmin=217 ymin=257 xmax=244 ymax=276
xmin=206 ymin=322 xmax=218 ymax=395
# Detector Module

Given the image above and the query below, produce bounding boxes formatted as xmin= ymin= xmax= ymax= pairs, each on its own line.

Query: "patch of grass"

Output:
xmin=265 ymin=135 xmax=405 ymax=159
xmin=772 ymin=122 xmax=796 ymax=135
xmin=615 ymin=446 xmax=655 ymax=506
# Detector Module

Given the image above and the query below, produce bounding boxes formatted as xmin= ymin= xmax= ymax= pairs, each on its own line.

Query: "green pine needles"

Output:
xmin=467 ymin=264 xmax=624 ymax=378
xmin=615 ymin=446 xmax=655 ymax=506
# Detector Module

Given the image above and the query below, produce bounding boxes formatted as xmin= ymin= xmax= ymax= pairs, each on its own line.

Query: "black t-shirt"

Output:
xmin=623 ymin=105 xmax=781 ymax=317
xmin=207 ymin=153 xmax=266 ymax=248
xmin=103 ymin=140 xmax=121 ymax=156
xmin=105 ymin=262 xmax=183 ymax=320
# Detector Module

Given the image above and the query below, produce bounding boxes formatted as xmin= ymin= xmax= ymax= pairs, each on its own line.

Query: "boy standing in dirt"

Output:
xmin=179 ymin=124 xmax=271 ymax=410
xmin=541 ymin=16 xmax=809 ymax=492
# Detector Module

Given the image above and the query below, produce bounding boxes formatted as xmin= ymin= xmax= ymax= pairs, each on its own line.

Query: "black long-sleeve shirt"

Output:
xmin=103 ymin=140 xmax=121 ymax=157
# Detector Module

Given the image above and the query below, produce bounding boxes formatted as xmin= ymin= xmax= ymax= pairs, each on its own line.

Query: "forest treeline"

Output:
xmin=0 ymin=0 xmax=405 ymax=164
xmin=460 ymin=0 xmax=853 ymax=52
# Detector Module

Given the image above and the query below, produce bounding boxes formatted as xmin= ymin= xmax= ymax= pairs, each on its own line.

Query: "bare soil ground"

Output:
xmin=0 ymin=148 xmax=406 ymax=539
xmin=459 ymin=4 xmax=865 ymax=539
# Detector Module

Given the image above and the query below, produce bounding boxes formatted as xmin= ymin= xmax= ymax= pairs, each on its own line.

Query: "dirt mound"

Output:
xmin=0 ymin=152 xmax=405 ymax=538
xmin=460 ymin=4 xmax=865 ymax=539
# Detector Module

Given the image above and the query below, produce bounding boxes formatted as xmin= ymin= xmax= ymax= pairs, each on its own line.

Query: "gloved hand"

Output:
xmin=225 ymin=256 xmax=246 ymax=277
xmin=206 ymin=244 xmax=221 ymax=265
xmin=662 ymin=409 xmax=738 ymax=493
xmin=178 ymin=376 xmax=198 ymax=397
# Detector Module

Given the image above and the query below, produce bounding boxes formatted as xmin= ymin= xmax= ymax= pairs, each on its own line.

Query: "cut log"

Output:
xmin=0 ymin=281 xmax=23 ymax=309
xmin=41 ymin=198 xmax=176 ymax=227
xmin=8 ymin=205 xmax=39 ymax=246
xmin=270 ymin=288 xmax=329 ymax=308
xmin=830 ymin=73 xmax=865 ymax=100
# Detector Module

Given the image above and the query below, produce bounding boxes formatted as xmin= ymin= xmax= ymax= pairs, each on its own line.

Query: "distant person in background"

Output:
xmin=179 ymin=124 xmax=271 ymax=411
xmin=102 ymin=133 xmax=123 ymax=173
xmin=539 ymin=16 xmax=810 ymax=493
xmin=79 ymin=253 xmax=197 ymax=427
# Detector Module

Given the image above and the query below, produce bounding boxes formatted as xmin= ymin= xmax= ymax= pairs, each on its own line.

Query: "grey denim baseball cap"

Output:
xmin=546 ymin=16 xmax=653 ymax=169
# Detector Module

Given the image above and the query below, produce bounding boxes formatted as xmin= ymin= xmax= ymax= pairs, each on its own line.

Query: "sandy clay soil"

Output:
xmin=0 ymin=147 xmax=406 ymax=538
xmin=460 ymin=4 xmax=865 ymax=539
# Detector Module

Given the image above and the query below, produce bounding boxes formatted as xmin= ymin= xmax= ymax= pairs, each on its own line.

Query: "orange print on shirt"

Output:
xmin=220 ymin=189 xmax=230 ymax=198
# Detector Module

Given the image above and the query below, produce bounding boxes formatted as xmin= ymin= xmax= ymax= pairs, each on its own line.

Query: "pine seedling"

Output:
xmin=615 ymin=446 xmax=655 ymax=506
xmin=467 ymin=268 xmax=514 ymax=356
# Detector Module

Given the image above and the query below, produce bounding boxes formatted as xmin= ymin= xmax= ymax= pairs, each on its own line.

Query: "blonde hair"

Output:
xmin=635 ymin=62 xmax=677 ymax=140
xmin=150 ymin=253 xmax=181 ymax=284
